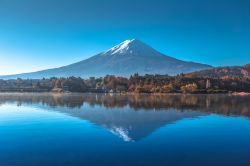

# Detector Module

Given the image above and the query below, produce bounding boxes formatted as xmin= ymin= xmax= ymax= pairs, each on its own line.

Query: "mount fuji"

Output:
xmin=1 ymin=39 xmax=212 ymax=79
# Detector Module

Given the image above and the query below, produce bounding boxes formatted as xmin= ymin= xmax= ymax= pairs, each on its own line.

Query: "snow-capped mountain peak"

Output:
xmin=103 ymin=39 xmax=141 ymax=55
xmin=101 ymin=39 xmax=169 ymax=58
xmin=110 ymin=39 xmax=134 ymax=54
xmin=0 ymin=39 xmax=212 ymax=79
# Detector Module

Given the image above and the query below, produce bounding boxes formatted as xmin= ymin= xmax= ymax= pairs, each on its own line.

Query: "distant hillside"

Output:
xmin=188 ymin=64 xmax=250 ymax=78
xmin=0 ymin=39 xmax=211 ymax=79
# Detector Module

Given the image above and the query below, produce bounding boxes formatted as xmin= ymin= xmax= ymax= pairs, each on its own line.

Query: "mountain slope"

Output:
xmin=188 ymin=64 xmax=250 ymax=78
xmin=1 ymin=39 xmax=212 ymax=79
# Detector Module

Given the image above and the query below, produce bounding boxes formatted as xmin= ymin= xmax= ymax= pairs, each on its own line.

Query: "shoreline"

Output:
xmin=0 ymin=91 xmax=249 ymax=96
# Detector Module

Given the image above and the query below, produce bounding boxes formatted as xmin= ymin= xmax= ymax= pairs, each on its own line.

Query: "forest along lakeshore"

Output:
xmin=0 ymin=72 xmax=250 ymax=94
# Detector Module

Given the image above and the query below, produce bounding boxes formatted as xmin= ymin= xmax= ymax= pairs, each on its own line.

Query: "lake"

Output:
xmin=0 ymin=93 xmax=250 ymax=166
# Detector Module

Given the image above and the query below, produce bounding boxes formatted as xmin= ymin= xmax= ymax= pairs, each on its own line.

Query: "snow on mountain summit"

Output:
xmin=101 ymin=39 xmax=167 ymax=58
xmin=103 ymin=39 xmax=136 ymax=55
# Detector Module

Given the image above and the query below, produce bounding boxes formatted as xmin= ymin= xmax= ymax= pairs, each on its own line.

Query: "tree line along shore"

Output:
xmin=0 ymin=74 xmax=250 ymax=94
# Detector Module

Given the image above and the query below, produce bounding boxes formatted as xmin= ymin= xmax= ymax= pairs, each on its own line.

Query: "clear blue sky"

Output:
xmin=0 ymin=0 xmax=249 ymax=75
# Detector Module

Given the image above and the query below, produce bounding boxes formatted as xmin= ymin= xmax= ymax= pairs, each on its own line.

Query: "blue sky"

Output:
xmin=0 ymin=0 xmax=249 ymax=75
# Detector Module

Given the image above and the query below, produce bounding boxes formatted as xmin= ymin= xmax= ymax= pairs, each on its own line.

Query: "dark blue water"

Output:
xmin=0 ymin=93 xmax=250 ymax=166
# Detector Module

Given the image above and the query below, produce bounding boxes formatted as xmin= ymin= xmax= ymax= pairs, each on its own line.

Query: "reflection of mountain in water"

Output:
xmin=0 ymin=93 xmax=249 ymax=141
xmin=57 ymin=106 xmax=204 ymax=141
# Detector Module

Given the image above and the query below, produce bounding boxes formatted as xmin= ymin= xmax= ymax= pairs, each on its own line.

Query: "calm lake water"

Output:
xmin=0 ymin=93 xmax=250 ymax=166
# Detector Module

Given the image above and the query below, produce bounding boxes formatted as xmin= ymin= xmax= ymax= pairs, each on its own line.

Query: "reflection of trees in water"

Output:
xmin=0 ymin=93 xmax=249 ymax=118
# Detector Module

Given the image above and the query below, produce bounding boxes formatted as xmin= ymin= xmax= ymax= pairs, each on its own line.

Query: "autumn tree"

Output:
xmin=181 ymin=83 xmax=198 ymax=93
